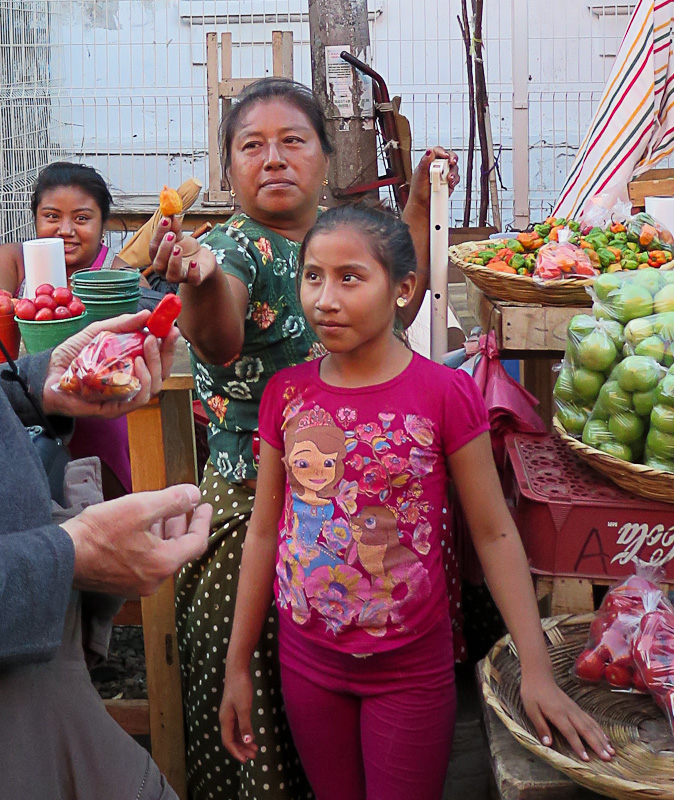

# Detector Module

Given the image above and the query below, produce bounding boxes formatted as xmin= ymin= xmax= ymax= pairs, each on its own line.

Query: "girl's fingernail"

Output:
xmin=581 ymin=751 xmax=589 ymax=761
xmin=602 ymin=749 xmax=611 ymax=759
xmin=166 ymin=232 xmax=175 ymax=242
xmin=189 ymin=260 xmax=197 ymax=269
xmin=425 ymin=149 xmax=432 ymax=156
xmin=542 ymin=736 xmax=552 ymax=746
xmin=161 ymin=218 xmax=169 ymax=226
xmin=173 ymin=246 xmax=181 ymax=256
xmin=243 ymin=735 xmax=252 ymax=744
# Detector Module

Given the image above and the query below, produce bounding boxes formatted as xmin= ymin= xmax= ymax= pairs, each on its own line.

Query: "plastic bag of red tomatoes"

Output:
xmin=56 ymin=294 xmax=181 ymax=402
xmin=574 ymin=566 xmax=674 ymax=693
xmin=631 ymin=598 xmax=674 ymax=735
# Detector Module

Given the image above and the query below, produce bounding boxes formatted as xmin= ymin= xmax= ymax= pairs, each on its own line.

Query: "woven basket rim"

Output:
xmin=481 ymin=613 xmax=674 ymax=800
xmin=552 ymin=414 xmax=674 ymax=482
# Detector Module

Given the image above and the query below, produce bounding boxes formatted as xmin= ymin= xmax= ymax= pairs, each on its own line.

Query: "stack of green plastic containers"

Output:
xmin=71 ymin=268 xmax=140 ymax=322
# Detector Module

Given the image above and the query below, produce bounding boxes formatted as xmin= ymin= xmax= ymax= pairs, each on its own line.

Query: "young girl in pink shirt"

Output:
xmin=220 ymin=204 xmax=614 ymax=800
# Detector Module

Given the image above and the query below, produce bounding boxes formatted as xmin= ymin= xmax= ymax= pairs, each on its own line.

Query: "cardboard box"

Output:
xmin=504 ymin=433 xmax=674 ymax=581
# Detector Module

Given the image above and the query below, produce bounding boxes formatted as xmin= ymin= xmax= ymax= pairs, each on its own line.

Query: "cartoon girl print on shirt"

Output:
xmin=283 ymin=406 xmax=347 ymax=576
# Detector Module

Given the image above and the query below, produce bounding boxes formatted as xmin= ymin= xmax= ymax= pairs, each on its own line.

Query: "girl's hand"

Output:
xmin=520 ymin=671 xmax=615 ymax=762
xmin=219 ymin=668 xmax=258 ymax=763
xmin=406 ymin=147 xmax=460 ymax=213
xmin=148 ymin=215 xmax=217 ymax=286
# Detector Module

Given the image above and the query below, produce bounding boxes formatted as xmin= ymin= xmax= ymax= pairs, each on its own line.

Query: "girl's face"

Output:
xmin=35 ymin=186 xmax=104 ymax=272
xmin=288 ymin=439 xmax=338 ymax=495
xmin=300 ymin=229 xmax=414 ymax=357
xmin=228 ymin=99 xmax=329 ymax=230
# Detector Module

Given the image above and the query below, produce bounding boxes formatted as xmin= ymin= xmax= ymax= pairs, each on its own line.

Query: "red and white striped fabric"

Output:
xmin=554 ymin=0 xmax=674 ymax=219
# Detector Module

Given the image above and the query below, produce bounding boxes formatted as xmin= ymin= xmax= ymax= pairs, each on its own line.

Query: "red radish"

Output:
xmin=35 ymin=307 xmax=54 ymax=321
xmin=35 ymin=283 xmax=55 ymax=296
xmin=52 ymin=287 xmax=73 ymax=305
xmin=34 ymin=294 xmax=57 ymax=311
xmin=15 ymin=299 xmax=37 ymax=320
xmin=54 ymin=306 xmax=72 ymax=320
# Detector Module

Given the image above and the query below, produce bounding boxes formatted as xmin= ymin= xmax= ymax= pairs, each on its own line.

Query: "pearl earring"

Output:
xmin=396 ymin=296 xmax=407 ymax=308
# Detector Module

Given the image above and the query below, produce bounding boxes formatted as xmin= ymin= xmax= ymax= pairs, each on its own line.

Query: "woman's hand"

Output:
xmin=520 ymin=670 xmax=615 ymax=762
xmin=41 ymin=310 xmax=179 ymax=419
xmin=406 ymin=146 xmax=460 ymax=214
xmin=219 ymin=667 xmax=258 ymax=763
xmin=148 ymin=215 xmax=217 ymax=286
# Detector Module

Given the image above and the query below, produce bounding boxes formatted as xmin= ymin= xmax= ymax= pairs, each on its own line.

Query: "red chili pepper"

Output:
xmin=146 ymin=294 xmax=182 ymax=338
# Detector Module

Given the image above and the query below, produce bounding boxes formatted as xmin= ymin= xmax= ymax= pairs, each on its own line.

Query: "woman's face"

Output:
xmin=228 ymin=98 xmax=329 ymax=230
xmin=35 ymin=186 xmax=104 ymax=272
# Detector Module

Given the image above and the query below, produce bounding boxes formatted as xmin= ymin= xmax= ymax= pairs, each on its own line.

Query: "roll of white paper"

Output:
xmin=645 ymin=196 xmax=674 ymax=234
xmin=22 ymin=238 xmax=67 ymax=299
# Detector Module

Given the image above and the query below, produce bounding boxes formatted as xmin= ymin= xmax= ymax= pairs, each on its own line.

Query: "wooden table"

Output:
xmin=108 ymin=193 xmax=235 ymax=234
xmin=126 ymin=338 xmax=195 ymax=800
xmin=464 ymin=281 xmax=589 ymax=427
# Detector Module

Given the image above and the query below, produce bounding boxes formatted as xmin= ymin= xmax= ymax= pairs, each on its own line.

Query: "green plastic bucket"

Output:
xmin=72 ymin=293 xmax=140 ymax=322
xmin=17 ymin=311 xmax=88 ymax=354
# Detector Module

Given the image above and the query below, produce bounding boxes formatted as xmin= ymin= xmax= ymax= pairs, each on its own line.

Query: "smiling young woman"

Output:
xmin=0 ymin=162 xmax=129 ymax=298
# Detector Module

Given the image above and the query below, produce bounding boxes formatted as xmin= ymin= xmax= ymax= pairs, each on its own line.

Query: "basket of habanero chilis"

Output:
xmin=449 ymin=223 xmax=595 ymax=307
xmin=57 ymin=294 xmax=182 ymax=401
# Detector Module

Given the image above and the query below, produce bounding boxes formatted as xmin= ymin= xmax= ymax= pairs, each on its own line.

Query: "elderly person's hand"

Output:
xmin=41 ymin=310 xmax=179 ymax=419
xmin=406 ymin=147 xmax=459 ymax=214
xmin=60 ymin=484 xmax=212 ymax=596
xmin=148 ymin=215 xmax=218 ymax=287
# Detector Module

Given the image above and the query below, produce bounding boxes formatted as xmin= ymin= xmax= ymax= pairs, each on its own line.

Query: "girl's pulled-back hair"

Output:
xmin=299 ymin=203 xmax=417 ymax=285
xmin=31 ymin=162 xmax=114 ymax=223
xmin=220 ymin=77 xmax=334 ymax=176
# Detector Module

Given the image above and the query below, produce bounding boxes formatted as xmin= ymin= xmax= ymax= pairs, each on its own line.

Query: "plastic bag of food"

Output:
xmin=589 ymin=268 xmax=674 ymax=324
xmin=57 ymin=294 xmax=181 ymax=402
xmin=578 ymin=185 xmax=633 ymax=234
xmin=574 ymin=566 xmax=673 ymax=691
xmin=626 ymin=212 xmax=674 ymax=254
xmin=532 ymin=242 xmax=597 ymax=283
xmin=631 ymin=600 xmax=674 ymax=734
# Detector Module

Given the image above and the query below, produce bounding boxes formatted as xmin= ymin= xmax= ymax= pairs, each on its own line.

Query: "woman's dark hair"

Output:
xmin=299 ymin=203 xmax=417 ymax=285
xmin=220 ymin=77 xmax=334 ymax=176
xmin=30 ymin=162 xmax=114 ymax=223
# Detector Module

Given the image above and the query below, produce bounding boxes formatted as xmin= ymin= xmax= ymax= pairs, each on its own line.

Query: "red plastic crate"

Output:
xmin=504 ymin=433 xmax=674 ymax=581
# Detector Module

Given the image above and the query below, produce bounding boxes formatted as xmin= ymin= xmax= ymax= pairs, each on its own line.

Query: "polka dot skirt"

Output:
xmin=175 ymin=461 xmax=314 ymax=800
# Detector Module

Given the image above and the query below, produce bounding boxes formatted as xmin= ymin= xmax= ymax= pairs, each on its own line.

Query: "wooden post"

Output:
xmin=308 ymin=0 xmax=378 ymax=204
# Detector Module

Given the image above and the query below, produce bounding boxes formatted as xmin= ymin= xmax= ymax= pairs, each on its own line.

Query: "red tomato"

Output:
xmin=14 ymin=299 xmax=37 ymax=320
xmin=589 ymin=614 xmax=613 ymax=644
xmin=0 ymin=288 xmax=12 ymax=299
xmin=34 ymin=294 xmax=57 ymax=311
xmin=35 ymin=307 xmax=54 ymax=321
xmin=575 ymin=649 xmax=606 ymax=683
xmin=632 ymin=670 xmax=649 ymax=692
xmin=605 ymin=663 xmax=633 ymax=688
xmin=0 ymin=295 xmax=13 ymax=315
xmin=68 ymin=299 xmax=86 ymax=317
xmin=35 ymin=283 xmax=55 ymax=296
xmin=54 ymin=305 xmax=72 ymax=320
xmin=52 ymin=287 xmax=73 ymax=306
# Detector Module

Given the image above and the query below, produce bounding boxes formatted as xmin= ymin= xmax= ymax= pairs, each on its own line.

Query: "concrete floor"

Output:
xmin=444 ymin=663 xmax=493 ymax=800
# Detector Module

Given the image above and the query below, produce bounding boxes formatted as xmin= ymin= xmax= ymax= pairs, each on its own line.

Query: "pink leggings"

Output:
xmin=278 ymin=615 xmax=456 ymax=800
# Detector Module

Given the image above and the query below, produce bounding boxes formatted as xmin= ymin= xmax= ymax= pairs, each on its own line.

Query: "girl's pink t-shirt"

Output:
xmin=259 ymin=353 xmax=490 ymax=655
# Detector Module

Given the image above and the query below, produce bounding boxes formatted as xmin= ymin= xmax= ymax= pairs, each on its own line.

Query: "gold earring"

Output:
xmin=396 ymin=296 xmax=407 ymax=308
xmin=323 ymin=179 xmax=329 ymax=186
xmin=230 ymin=189 xmax=236 ymax=198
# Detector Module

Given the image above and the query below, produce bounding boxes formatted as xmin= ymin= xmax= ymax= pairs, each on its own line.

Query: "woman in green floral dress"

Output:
xmin=149 ymin=78 xmax=459 ymax=800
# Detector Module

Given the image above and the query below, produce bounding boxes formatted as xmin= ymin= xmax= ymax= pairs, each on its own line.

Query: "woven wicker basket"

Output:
xmin=481 ymin=614 xmax=674 ymax=800
xmin=552 ymin=416 xmax=674 ymax=504
xmin=449 ymin=240 xmax=595 ymax=307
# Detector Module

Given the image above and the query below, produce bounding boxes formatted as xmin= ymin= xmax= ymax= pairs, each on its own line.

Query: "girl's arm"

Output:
xmin=449 ymin=432 xmax=614 ymax=762
xmin=0 ymin=243 xmax=24 ymax=295
xmin=219 ymin=440 xmax=286 ymax=763
xmin=148 ymin=216 xmax=248 ymax=364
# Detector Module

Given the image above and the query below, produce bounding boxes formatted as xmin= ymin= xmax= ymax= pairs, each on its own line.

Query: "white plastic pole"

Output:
xmin=429 ymin=158 xmax=450 ymax=363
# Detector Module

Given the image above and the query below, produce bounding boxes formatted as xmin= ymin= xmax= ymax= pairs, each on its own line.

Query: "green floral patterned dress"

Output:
xmin=176 ymin=214 xmax=320 ymax=800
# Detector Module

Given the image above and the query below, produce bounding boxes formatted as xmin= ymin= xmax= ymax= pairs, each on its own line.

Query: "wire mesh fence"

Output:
xmin=0 ymin=0 xmax=643 ymax=245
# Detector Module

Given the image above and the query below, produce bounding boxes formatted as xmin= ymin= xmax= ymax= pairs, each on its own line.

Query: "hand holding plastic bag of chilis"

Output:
xmin=57 ymin=294 xmax=182 ymax=402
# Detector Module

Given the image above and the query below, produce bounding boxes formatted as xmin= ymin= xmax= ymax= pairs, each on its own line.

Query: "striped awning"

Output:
xmin=554 ymin=0 xmax=674 ymax=219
